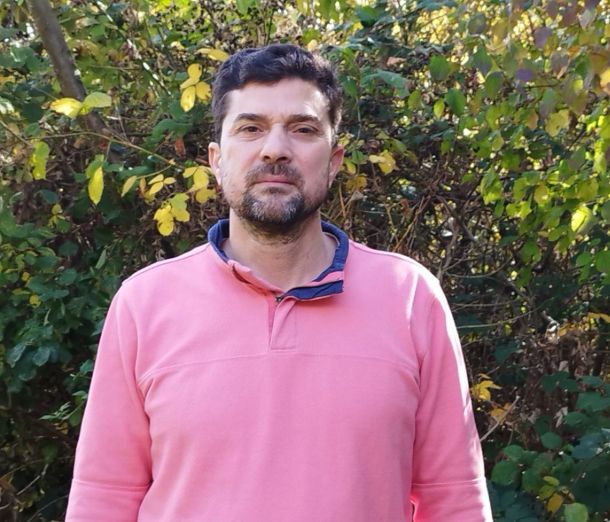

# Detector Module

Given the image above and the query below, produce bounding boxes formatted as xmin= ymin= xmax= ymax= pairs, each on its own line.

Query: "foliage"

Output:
xmin=0 ymin=0 xmax=608 ymax=519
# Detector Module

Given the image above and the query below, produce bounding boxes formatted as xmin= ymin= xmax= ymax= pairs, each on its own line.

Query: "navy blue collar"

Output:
xmin=207 ymin=218 xmax=349 ymax=299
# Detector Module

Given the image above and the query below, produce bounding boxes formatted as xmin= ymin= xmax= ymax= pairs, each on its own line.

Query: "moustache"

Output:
xmin=245 ymin=164 xmax=302 ymax=186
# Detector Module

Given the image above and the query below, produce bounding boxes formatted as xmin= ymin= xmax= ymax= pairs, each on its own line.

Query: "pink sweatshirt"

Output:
xmin=66 ymin=220 xmax=492 ymax=521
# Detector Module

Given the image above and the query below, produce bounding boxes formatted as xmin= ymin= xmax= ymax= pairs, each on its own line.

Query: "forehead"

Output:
xmin=223 ymin=78 xmax=330 ymax=126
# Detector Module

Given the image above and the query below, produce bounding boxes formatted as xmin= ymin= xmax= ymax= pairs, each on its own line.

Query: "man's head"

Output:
xmin=208 ymin=45 xmax=344 ymax=239
xmin=211 ymin=44 xmax=343 ymax=144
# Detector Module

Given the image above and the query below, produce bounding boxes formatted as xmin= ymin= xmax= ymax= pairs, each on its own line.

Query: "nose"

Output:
xmin=260 ymin=125 xmax=292 ymax=164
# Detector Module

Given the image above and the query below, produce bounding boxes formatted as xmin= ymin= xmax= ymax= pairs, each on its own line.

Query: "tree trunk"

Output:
xmin=27 ymin=0 xmax=109 ymax=137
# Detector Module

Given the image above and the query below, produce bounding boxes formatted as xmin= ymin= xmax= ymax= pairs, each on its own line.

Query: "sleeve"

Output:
xmin=65 ymin=289 xmax=152 ymax=521
xmin=409 ymin=286 xmax=493 ymax=521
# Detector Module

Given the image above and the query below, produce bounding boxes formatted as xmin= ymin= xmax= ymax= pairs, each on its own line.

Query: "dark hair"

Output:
xmin=211 ymin=44 xmax=343 ymax=142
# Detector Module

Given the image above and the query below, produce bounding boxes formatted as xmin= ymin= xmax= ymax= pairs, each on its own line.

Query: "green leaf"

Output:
xmin=433 ymin=99 xmax=444 ymax=119
xmin=595 ymin=250 xmax=610 ymax=273
xmin=541 ymin=432 xmax=562 ymax=449
xmin=408 ymin=90 xmax=423 ymax=110
xmin=445 ymin=88 xmax=466 ymax=116
xmin=491 ymin=460 xmax=519 ymax=486
xmin=564 ymin=503 xmax=589 ymax=522
xmin=472 ymin=47 xmax=492 ymax=75
xmin=430 ymin=55 xmax=450 ymax=81
xmin=32 ymin=346 xmax=52 ymax=367
xmin=484 ymin=72 xmax=503 ymax=98
xmin=480 ymin=169 xmax=502 ymax=204
xmin=7 ymin=343 xmax=28 ymax=367
xmin=82 ymin=92 xmax=112 ymax=112
xmin=30 ymin=141 xmax=50 ymax=180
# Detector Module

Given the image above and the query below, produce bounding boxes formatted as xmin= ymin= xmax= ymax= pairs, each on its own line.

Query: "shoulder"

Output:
xmin=119 ymin=242 xmax=213 ymax=294
xmin=347 ymin=240 xmax=442 ymax=292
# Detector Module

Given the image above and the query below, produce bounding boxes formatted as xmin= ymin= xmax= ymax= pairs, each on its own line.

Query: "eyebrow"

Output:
xmin=232 ymin=113 xmax=323 ymax=126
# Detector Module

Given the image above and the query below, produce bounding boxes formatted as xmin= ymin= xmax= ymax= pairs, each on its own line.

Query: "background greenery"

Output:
xmin=1 ymin=0 xmax=609 ymax=520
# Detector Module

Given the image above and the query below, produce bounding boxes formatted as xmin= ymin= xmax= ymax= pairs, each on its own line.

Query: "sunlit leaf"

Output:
xmin=187 ymin=63 xmax=202 ymax=80
xmin=197 ymin=48 xmax=230 ymax=62
xmin=121 ymin=175 xmax=138 ymax=197
xmin=82 ymin=92 xmax=111 ymax=110
xmin=85 ymin=155 xmax=105 ymax=205
xmin=433 ymin=99 xmax=444 ymax=119
xmin=30 ymin=141 xmax=49 ymax=180
xmin=570 ymin=206 xmax=592 ymax=233
xmin=195 ymin=81 xmax=211 ymax=101
xmin=545 ymin=109 xmax=570 ymax=137
xmin=50 ymin=97 xmax=82 ymax=118
xmin=180 ymin=85 xmax=196 ymax=112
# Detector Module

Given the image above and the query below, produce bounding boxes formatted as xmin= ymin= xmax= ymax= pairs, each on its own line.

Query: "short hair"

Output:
xmin=211 ymin=44 xmax=343 ymax=142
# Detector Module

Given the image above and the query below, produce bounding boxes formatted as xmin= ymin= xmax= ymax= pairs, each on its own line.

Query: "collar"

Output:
xmin=207 ymin=218 xmax=348 ymax=300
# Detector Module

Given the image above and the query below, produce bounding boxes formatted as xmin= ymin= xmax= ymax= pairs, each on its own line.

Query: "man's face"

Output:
xmin=208 ymin=78 xmax=344 ymax=235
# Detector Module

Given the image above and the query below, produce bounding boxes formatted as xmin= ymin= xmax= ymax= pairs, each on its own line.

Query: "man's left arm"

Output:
xmin=410 ymin=287 xmax=493 ymax=521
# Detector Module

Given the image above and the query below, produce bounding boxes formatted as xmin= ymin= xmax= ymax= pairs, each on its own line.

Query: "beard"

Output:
xmin=225 ymin=163 xmax=330 ymax=239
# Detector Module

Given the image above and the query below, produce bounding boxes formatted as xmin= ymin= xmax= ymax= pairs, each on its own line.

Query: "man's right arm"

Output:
xmin=66 ymin=290 xmax=152 ymax=521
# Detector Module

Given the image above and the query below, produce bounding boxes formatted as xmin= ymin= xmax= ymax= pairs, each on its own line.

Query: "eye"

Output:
xmin=240 ymin=125 xmax=261 ymax=133
xmin=294 ymin=126 xmax=317 ymax=134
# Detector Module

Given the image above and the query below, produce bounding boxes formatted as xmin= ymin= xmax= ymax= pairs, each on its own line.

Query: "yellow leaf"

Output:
xmin=369 ymin=150 xmax=396 ymax=174
xmin=121 ymin=175 xmax=138 ymax=197
xmin=154 ymin=204 xmax=172 ymax=222
xmin=570 ymin=206 xmax=592 ymax=233
xmin=157 ymin=219 xmax=174 ymax=236
xmin=187 ymin=63 xmax=202 ymax=80
xmin=545 ymin=110 xmax=570 ymax=137
xmin=148 ymin=181 xmax=164 ymax=196
xmin=193 ymin=168 xmax=209 ymax=189
xmin=180 ymin=76 xmax=199 ymax=90
xmin=149 ymin=174 xmax=164 ymax=184
xmin=471 ymin=380 xmax=501 ymax=402
xmin=195 ymin=187 xmax=215 ymax=203
xmin=87 ymin=165 xmax=104 ymax=205
xmin=547 ymin=493 xmax=564 ymax=514
xmin=29 ymin=294 xmax=41 ymax=307
xmin=183 ymin=166 xmax=199 ymax=178
xmin=154 ymin=204 xmax=174 ymax=235
xmin=171 ymin=207 xmax=190 ymax=222
xmin=51 ymin=204 xmax=62 ymax=215
xmin=490 ymin=403 xmax=511 ymax=423
xmin=21 ymin=271 xmax=30 ymax=282
xmin=195 ymin=81 xmax=211 ymax=101
xmin=30 ymin=141 xmax=50 ymax=180
xmin=588 ymin=312 xmax=610 ymax=323
xmin=181 ymin=85 xmax=196 ymax=112
xmin=343 ymin=158 xmax=356 ymax=175
xmin=163 ymin=177 xmax=176 ymax=185
xmin=50 ymin=97 xmax=82 ymax=118
xmin=200 ymin=48 xmax=229 ymax=62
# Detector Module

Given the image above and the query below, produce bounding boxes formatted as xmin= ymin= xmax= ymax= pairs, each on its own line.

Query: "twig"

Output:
xmin=480 ymin=395 xmax=520 ymax=442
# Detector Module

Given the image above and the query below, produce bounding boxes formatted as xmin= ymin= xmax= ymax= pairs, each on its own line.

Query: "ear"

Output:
xmin=208 ymin=142 xmax=222 ymax=186
xmin=328 ymin=143 xmax=345 ymax=187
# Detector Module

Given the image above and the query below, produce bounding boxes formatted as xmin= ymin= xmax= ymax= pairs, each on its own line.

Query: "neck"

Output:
xmin=222 ymin=211 xmax=336 ymax=292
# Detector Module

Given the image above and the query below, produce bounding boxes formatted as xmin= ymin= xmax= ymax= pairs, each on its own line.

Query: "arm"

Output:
xmin=410 ymin=289 xmax=493 ymax=521
xmin=66 ymin=290 xmax=152 ymax=521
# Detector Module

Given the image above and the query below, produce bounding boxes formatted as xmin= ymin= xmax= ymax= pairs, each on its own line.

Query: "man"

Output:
xmin=66 ymin=44 xmax=492 ymax=521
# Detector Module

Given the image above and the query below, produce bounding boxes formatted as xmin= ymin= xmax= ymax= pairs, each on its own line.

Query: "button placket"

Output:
xmin=268 ymin=296 xmax=297 ymax=351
